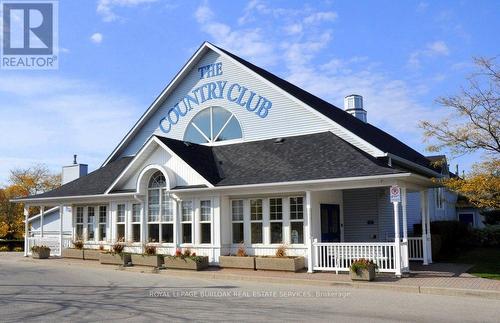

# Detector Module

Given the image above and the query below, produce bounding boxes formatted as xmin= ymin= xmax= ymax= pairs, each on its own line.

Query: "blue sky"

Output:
xmin=0 ymin=0 xmax=498 ymax=185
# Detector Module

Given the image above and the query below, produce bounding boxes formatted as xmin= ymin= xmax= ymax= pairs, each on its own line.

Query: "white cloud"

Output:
xmin=90 ymin=33 xmax=103 ymax=44
xmin=97 ymin=0 xmax=158 ymax=22
xmin=408 ymin=40 xmax=450 ymax=68
xmin=0 ymin=75 xmax=141 ymax=184
xmin=303 ymin=11 xmax=338 ymax=24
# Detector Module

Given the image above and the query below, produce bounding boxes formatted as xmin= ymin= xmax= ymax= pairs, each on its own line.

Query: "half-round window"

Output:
xmin=148 ymin=171 xmax=166 ymax=188
xmin=184 ymin=107 xmax=242 ymax=144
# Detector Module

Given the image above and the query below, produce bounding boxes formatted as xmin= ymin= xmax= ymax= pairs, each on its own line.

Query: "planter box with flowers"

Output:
xmin=131 ymin=244 xmax=164 ymax=268
xmin=31 ymin=245 xmax=50 ymax=259
xmin=83 ymin=246 xmax=106 ymax=261
xmin=62 ymin=240 xmax=84 ymax=259
xmin=164 ymin=249 xmax=208 ymax=271
xmin=99 ymin=240 xmax=131 ymax=266
xmin=349 ymin=258 xmax=377 ymax=281
xmin=254 ymin=245 xmax=305 ymax=272
xmin=219 ymin=245 xmax=255 ymax=269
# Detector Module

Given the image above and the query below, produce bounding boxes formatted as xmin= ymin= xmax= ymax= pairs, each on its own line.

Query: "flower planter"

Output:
xmin=350 ymin=267 xmax=376 ymax=281
xmin=255 ymin=256 xmax=305 ymax=272
xmin=131 ymin=254 xmax=163 ymax=267
xmin=219 ymin=256 xmax=255 ymax=269
xmin=32 ymin=248 xmax=50 ymax=259
xmin=99 ymin=253 xmax=131 ymax=266
xmin=62 ymin=248 xmax=84 ymax=259
xmin=83 ymin=249 xmax=103 ymax=261
xmin=164 ymin=256 xmax=209 ymax=271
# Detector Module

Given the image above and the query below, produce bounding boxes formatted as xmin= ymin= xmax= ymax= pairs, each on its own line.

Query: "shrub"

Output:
xmin=183 ymin=248 xmax=192 ymax=257
xmin=350 ymin=258 xmax=377 ymax=274
xmin=275 ymin=244 xmax=287 ymax=257
xmin=0 ymin=246 xmax=9 ymax=252
xmin=72 ymin=240 xmax=84 ymax=250
xmin=236 ymin=244 xmax=247 ymax=257
xmin=112 ymin=241 xmax=125 ymax=254
xmin=465 ymin=227 xmax=500 ymax=247
xmin=191 ymin=252 xmax=196 ymax=257
xmin=175 ymin=248 xmax=182 ymax=257
xmin=413 ymin=221 xmax=469 ymax=257
xmin=13 ymin=247 xmax=23 ymax=252
xmin=31 ymin=245 xmax=50 ymax=253
xmin=144 ymin=244 xmax=157 ymax=256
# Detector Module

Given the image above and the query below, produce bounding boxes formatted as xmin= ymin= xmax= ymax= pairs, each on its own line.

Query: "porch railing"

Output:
xmin=407 ymin=237 xmax=423 ymax=260
xmin=27 ymin=236 xmax=72 ymax=256
xmin=312 ymin=241 xmax=397 ymax=273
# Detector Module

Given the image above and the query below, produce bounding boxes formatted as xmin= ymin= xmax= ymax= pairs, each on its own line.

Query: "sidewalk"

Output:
xmin=4 ymin=252 xmax=500 ymax=299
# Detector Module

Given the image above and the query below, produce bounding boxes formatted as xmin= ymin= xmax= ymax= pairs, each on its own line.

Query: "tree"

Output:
xmin=0 ymin=165 xmax=60 ymax=239
xmin=420 ymin=57 xmax=499 ymax=209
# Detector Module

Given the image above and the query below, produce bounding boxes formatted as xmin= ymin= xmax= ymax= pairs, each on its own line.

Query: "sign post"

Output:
xmin=390 ymin=185 xmax=402 ymax=276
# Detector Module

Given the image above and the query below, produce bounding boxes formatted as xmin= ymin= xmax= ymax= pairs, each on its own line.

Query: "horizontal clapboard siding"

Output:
xmin=343 ymin=188 xmax=380 ymax=242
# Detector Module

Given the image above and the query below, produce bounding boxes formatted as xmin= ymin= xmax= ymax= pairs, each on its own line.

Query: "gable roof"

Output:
xmin=156 ymin=132 xmax=404 ymax=187
xmin=20 ymin=157 xmax=133 ymax=199
xmin=214 ymin=45 xmax=436 ymax=173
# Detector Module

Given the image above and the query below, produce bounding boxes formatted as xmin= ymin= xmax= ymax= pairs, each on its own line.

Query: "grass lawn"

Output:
xmin=444 ymin=247 xmax=500 ymax=280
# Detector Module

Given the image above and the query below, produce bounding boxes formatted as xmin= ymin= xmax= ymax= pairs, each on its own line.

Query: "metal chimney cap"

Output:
xmin=73 ymin=154 xmax=77 ymax=165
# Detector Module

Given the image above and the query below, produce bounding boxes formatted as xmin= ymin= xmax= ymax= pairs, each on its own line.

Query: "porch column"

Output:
xmin=24 ymin=206 xmax=29 ymax=257
xmin=426 ymin=196 xmax=433 ymax=264
xmin=393 ymin=199 xmax=402 ymax=277
xmin=59 ymin=205 xmax=64 ymax=256
xmin=306 ymin=190 xmax=313 ymax=273
xmin=420 ymin=190 xmax=429 ymax=265
xmin=401 ymin=187 xmax=409 ymax=273
xmin=40 ymin=206 xmax=44 ymax=237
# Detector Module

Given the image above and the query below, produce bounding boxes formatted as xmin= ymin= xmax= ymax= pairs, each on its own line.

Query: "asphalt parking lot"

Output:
xmin=0 ymin=254 xmax=499 ymax=322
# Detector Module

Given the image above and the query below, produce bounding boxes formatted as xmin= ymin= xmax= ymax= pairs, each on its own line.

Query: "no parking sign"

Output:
xmin=390 ymin=185 xmax=401 ymax=203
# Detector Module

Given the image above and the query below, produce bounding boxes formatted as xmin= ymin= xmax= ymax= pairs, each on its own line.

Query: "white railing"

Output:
xmin=313 ymin=241 xmax=397 ymax=273
xmin=407 ymin=237 xmax=423 ymax=260
xmin=27 ymin=236 xmax=72 ymax=256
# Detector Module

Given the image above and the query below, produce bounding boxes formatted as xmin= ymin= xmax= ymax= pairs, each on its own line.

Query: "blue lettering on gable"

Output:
xmin=159 ymin=78 xmax=272 ymax=134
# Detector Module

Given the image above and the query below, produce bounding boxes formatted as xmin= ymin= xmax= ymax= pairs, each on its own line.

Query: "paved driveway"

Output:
xmin=0 ymin=254 xmax=499 ymax=322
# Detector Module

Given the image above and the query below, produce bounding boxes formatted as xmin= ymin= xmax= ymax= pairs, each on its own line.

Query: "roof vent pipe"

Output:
xmin=344 ymin=94 xmax=367 ymax=123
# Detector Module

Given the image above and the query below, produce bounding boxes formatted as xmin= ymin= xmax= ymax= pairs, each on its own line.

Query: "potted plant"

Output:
xmin=31 ymin=245 xmax=51 ymax=259
xmin=164 ymin=248 xmax=209 ymax=271
xmin=62 ymin=239 xmax=84 ymax=259
xmin=255 ymin=245 xmax=305 ymax=272
xmin=99 ymin=240 xmax=131 ymax=266
xmin=131 ymin=244 xmax=164 ymax=268
xmin=219 ymin=244 xmax=256 ymax=269
xmin=350 ymin=258 xmax=377 ymax=281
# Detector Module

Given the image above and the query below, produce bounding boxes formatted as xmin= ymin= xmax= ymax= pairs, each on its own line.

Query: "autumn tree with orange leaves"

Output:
xmin=420 ymin=57 xmax=499 ymax=209
xmin=0 ymin=165 xmax=60 ymax=239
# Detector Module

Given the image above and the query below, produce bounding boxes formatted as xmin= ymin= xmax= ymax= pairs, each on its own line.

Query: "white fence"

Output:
xmin=313 ymin=241 xmax=397 ymax=273
xmin=27 ymin=236 xmax=72 ymax=256
xmin=407 ymin=237 xmax=423 ymax=260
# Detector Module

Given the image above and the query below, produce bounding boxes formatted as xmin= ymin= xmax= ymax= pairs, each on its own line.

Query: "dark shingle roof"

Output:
xmin=23 ymin=157 xmax=133 ymax=199
xmin=156 ymin=132 xmax=404 ymax=187
xmin=215 ymin=44 xmax=436 ymax=172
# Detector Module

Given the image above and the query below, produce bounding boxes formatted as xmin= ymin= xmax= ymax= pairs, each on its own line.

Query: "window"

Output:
xmin=250 ymin=199 xmax=263 ymax=244
xmin=75 ymin=207 xmax=84 ymax=239
xmin=98 ymin=206 xmax=107 ymax=241
xmin=87 ymin=207 xmax=95 ymax=241
xmin=147 ymin=171 xmax=174 ymax=243
xmin=269 ymin=198 xmax=283 ymax=244
xmin=200 ymin=200 xmax=212 ymax=244
xmin=131 ymin=204 xmax=141 ymax=243
xmin=231 ymin=200 xmax=244 ymax=244
xmin=116 ymin=204 xmax=125 ymax=241
xmin=181 ymin=201 xmax=193 ymax=244
xmin=184 ymin=107 xmax=242 ymax=144
xmin=290 ymin=197 xmax=304 ymax=244
xmin=436 ymin=187 xmax=444 ymax=209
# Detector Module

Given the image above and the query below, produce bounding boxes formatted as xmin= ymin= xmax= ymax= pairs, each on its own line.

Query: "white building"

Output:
xmin=17 ymin=42 xmax=460 ymax=276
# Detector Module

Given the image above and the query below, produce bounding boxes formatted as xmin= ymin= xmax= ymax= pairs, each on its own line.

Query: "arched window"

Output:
xmin=184 ymin=107 xmax=242 ymax=144
xmin=147 ymin=171 xmax=173 ymax=243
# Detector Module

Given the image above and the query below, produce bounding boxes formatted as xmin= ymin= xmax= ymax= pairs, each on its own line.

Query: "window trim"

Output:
xmin=181 ymin=200 xmax=194 ymax=245
xmin=269 ymin=197 xmax=284 ymax=245
xmin=231 ymin=199 xmax=244 ymax=244
xmin=199 ymin=199 xmax=213 ymax=245
xmin=97 ymin=205 xmax=108 ymax=242
xmin=131 ymin=203 xmax=142 ymax=243
xmin=289 ymin=196 xmax=305 ymax=245
xmin=184 ymin=106 xmax=243 ymax=145
xmin=147 ymin=172 xmax=175 ymax=244
xmin=250 ymin=198 xmax=263 ymax=245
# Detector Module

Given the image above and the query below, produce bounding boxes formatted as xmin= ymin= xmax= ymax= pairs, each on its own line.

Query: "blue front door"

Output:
xmin=321 ymin=204 xmax=340 ymax=242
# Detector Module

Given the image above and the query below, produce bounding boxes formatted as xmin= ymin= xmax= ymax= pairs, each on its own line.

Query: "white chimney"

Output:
xmin=344 ymin=94 xmax=367 ymax=123
xmin=62 ymin=154 xmax=88 ymax=184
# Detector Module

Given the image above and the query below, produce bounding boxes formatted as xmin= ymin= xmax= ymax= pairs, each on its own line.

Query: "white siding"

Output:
xmin=30 ymin=206 xmax=72 ymax=236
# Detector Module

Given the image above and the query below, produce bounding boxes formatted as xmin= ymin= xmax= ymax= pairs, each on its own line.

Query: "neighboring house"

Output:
xmin=17 ymin=42 xmax=461 ymax=276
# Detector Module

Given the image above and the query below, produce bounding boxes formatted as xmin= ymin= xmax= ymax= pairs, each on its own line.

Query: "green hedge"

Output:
xmin=0 ymin=240 xmax=24 ymax=251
